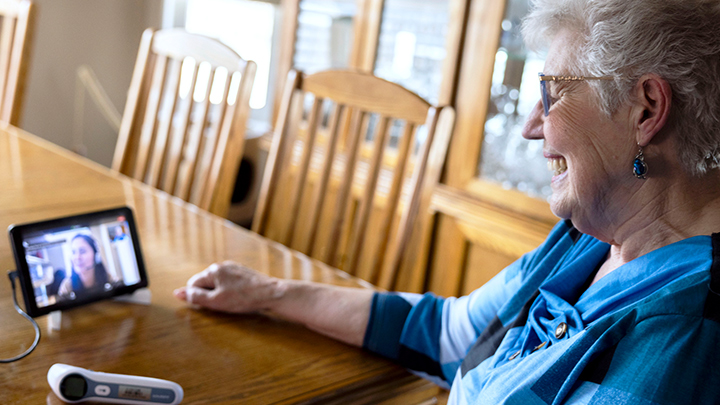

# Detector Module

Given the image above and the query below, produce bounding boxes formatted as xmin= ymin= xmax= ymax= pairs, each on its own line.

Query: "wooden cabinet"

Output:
xmin=272 ymin=0 xmax=558 ymax=297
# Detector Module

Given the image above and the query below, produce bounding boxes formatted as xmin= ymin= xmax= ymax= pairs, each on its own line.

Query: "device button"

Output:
xmin=95 ymin=385 xmax=111 ymax=396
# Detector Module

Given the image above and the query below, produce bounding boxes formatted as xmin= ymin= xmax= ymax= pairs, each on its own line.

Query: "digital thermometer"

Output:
xmin=48 ymin=363 xmax=183 ymax=404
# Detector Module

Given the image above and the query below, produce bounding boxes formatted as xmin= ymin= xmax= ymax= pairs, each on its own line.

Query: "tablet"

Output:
xmin=8 ymin=207 xmax=148 ymax=317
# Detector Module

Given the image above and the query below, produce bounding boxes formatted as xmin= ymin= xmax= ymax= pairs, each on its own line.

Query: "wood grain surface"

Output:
xmin=0 ymin=124 xmax=438 ymax=404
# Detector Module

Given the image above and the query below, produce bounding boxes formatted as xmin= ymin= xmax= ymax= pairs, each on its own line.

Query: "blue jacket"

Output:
xmin=363 ymin=220 xmax=720 ymax=404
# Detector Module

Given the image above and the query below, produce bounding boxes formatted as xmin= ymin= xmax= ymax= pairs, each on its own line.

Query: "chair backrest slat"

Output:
xmin=112 ymin=28 xmax=256 ymax=217
xmin=133 ymin=54 xmax=168 ymax=181
xmin=146 ymin=58 xmax=182 ymax=188
xmin=343 ymin=115 xmax=391 ymax=274
xmin=175 ymin=66 xmax=215 ymax=201
xmin=284 ymin=96 xmax=323 ymax=246
xmin=300 ymin=102 xmax=344 ymax=256
xmin=322 ymin=108 xmax=366 ymax=265
xmin=189 ymin=68 xmax=232 ymax=208
xmin=204 ymin=66 xmax=256 ymax=215
xmin=162 ymin=60 xmax=199 ymax=195
xmin=358 ymin=121 xmax=416 ymax=284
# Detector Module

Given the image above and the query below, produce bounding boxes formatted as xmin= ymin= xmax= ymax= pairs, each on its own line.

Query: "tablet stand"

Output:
xmin=47 ymin=288 xmax=151 ymax=331
xmin=112 ymin=287 xmax=152 ymax=305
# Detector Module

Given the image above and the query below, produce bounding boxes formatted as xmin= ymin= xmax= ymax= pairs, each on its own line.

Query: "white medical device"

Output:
xmin=47 ymin=363 xmax=183 ymax=404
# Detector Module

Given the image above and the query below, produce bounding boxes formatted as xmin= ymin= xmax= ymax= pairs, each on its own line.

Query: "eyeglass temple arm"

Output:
xmin=539 ymin=75 xmax=615 ymax=81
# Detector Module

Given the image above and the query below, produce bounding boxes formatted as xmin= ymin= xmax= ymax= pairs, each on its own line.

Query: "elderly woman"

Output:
xmin=175 ymin=0 xmax=720 ymax=402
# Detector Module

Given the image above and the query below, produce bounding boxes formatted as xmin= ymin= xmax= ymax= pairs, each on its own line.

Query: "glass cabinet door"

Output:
xmin=293 ymin=0 xmax=357 ymax=73
xmin=372 ymin=0 xmax=451 ymax=105
xmin=476 ymin=0 xmax=551 ymax=200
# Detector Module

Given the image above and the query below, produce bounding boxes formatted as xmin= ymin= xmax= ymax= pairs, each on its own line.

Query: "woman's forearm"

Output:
xmin=269 ymin=280 xmax=374 ymax=346
xmin=175 ymin=262 xmax=375 ymax=347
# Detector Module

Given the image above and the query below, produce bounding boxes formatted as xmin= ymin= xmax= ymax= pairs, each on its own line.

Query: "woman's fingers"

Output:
xmin=173 ymin=287 xmax=188 ymax=301
xmin=186 ymin=263 xmax=220 ymax=289
xmin=59 ymin=278 xmax=71 ymax=295
xmin=183 ymin=285 xmax=217 ymax=308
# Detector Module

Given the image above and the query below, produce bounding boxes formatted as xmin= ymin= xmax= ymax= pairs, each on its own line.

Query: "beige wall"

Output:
xmin=21 ymin=0 xmax=163 ymax=167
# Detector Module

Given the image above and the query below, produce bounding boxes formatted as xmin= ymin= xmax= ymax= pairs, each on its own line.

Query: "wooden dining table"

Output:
xmin=0 ymin=124 xmax=440 ymax=404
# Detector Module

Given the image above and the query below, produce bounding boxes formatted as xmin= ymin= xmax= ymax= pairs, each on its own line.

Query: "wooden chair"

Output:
xmin=112 ymin=28 xmax=256 ymax=217
xmin=253 ymin=69 xmax=454 ymax=290
xmin=0 ymin=0 xmax=34 ymax=126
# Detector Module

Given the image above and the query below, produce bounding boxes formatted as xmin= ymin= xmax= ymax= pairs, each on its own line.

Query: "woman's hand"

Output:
xmin=58 ymin=277 xmax=72 ymax=296
xmin=173 ymin=261 xmax=286 ymax=314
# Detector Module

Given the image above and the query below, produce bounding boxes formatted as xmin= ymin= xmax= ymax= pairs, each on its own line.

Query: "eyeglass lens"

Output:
xmin=539 ymin=73 xmax=551 ymax=116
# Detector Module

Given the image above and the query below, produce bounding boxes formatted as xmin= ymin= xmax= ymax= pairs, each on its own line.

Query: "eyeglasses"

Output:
xmin=538 ymin=73 xmax=614 ymax=116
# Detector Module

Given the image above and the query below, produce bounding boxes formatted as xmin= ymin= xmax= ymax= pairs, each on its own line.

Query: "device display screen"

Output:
xmin=119 ymin=385 xmax=153 ymax=400
xmin=8 ymin=207 xmax=148 ymax=317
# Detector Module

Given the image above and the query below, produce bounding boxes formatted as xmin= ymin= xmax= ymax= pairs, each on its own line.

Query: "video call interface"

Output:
xmin=21 ymin=214 xmax=141 ymax=308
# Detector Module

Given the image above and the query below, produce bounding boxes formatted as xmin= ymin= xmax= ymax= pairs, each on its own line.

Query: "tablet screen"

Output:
xmin=8 ymin=207 xmax=148 ymax=317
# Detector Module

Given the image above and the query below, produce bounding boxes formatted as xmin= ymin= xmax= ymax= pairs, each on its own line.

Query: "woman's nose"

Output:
xmin=522 ymin=100 xmax=544 ymax=140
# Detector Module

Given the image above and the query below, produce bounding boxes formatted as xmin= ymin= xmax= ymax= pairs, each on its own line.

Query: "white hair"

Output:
xmin=522 ymin=0 xmax=720 ymax=175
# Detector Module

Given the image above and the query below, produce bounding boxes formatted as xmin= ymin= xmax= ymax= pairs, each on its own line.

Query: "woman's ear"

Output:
xmin=634 ymin=74 xmax=672 ymax=146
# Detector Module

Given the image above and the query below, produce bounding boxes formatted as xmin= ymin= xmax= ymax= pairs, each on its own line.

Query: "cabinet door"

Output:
xmin=273 ymin=0 xmax=358 ymax=121
xmin=293 ymin=0 xmax=357 ymax=73
xmin=371 ymin=0 xmax=465 ymax=106
xmin=477 ymin=0 xmax=550 ymax=199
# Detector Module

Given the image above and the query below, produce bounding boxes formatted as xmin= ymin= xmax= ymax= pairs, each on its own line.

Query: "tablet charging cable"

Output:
xmin=1 ymin=270 xmax=40 ymax=363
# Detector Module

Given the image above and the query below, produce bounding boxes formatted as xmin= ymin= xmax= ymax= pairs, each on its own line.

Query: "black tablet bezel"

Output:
xmin=8 ymin=206 xmax=149 ymax=317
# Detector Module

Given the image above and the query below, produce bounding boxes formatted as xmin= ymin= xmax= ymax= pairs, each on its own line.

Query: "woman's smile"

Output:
xmin=547 ymin=156 xmax=568 ymax=177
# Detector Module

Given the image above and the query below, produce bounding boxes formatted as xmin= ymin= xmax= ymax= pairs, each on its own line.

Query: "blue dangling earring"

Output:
xmin=633 ymin=145 xmax=648 ymax=179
